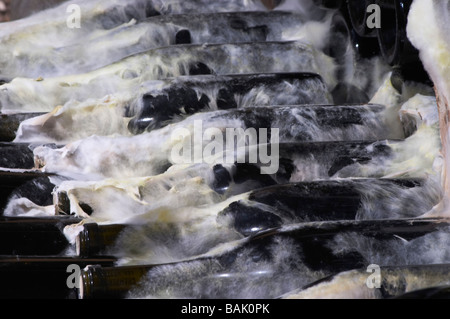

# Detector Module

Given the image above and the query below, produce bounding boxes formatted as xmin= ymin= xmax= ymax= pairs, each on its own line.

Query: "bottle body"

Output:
xmin=0 ymin=142 xmax=36 ymax=169
xmin=283 ymin=263 xmax=450 ymax=299
xmin=128 ymin=73 xmax=330 ymax=134
xmin=0 ymin=217 xmax=81 ymax=255
xmin=0 ymin=171 xmax=55 ymax=212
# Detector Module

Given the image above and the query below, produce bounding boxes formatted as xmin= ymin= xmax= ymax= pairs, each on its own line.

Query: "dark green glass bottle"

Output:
xmin=0 ymin=113 xmax=46 ymax=142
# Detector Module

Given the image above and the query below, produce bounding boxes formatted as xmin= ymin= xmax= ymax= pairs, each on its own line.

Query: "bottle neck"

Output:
xmin=77 ymin=223 xmax=128 ymax=257
xmin=80 ymin=264 xmax=158 ymax=299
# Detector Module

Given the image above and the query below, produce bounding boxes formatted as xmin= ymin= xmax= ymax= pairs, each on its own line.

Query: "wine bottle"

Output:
xmin=2 ymin=2 xmax=281 ymax=79
xmin=216 ymin=178 xmax=437 ymax=236
xmin=69 ymin=178 xmax=438 ymax=262
xmin=375 ymin=0 xmax=429 ymax=83
xmin=321 ymin=10 xmax=380 ymax=105
xmin=282 ymin=263 xmax=450 ymax=299
xmin=14 ymin=73 xmax=331 ymax=144
xmin=150 ymin=0 xmax=268 ymax=16
xmin=0 ymin=217 xmax=146 ymax=258
xmin=12 ymin=10 xmax=313 ymax=79
xmin=77 ymin=223 xmax=129 ymax=257
xmin=17 ymin=139 xmax=397 ymax=220
xmin=0 ymin=142 xmax=64 ymax=212
xmin=375 ymin=0 xmax=412 ymax=66
xmin=34 ymin=103 xmax=403 ymax=181
xmin=0 ymin=142 xmax=36 ymax=169
xmin=48 ymin=138 xmax=391 ymax=214
xmin=274 ymin=248 xmax=450 ymax=300
xmin=3 ymin=0 xmax=268 ymax=48
xmin=0 ymin=216 xmax=82 ymax=255
xmin=0 ymin=171 xmax=56 ymax=212
xmin=0 ymin=113 xmax=46 ymax=142
xmin=0 ymin=0 xmax=160 ymax=79
xmin=128 ymin=72 xmax=331 ymax=134
xmin=324 ymin=0 xmax=381 ymax=66
xmin=11 ymin=136 xmax=433 ymax=225
xmin=141 ymin=11 xmax=310 ymax=46
xmin=1 ymin=41 xmax=336 ymax=113
xmin=129 ymin=102 xmax=393 ymax=139
xmin=0 ymin=256 xmax=116 ymax=299
xmin=218 ymin=139 xmax=395 ymax=195
xmin=77 ymin=218 xmax=448 ymax=299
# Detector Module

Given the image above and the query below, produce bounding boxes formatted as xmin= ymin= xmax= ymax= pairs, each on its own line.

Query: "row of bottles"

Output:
xmin=3 ymin=137 xmax=429 ymax=220
xmin=0 ymin=0 xmax=441 ymax=300
xmin=78 ymin=218 xmax=450 ymax=299
xmin=1 ymin=212 xmax=447 ymax=299
xmin=0 ymin=176 xmax=438 ymax=257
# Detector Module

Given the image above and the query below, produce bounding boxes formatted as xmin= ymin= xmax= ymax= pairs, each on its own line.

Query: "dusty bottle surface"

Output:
xmin=78 ymin=218 xmax=449 ymax=299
